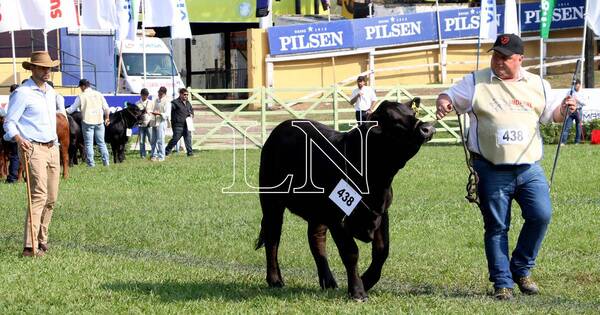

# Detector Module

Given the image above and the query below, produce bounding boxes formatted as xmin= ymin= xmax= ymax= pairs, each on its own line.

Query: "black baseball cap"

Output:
xmin=488 ymin=34 xmax=524 ymax=56
xmin=78 ymin=78 xmax=90 ymax=87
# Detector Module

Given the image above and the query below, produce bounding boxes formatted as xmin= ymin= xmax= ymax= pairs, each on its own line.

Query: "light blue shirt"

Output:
xmin=3 ymin=78 xmax=58 ymax=144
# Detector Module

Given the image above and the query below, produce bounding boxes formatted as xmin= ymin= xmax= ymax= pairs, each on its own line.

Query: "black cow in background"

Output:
xmin=68 ymin=111 xmax=85 ymax=166
xmin=256 ymin=99 xmax=435 ymax=301
xmin=105 ymin=102 xmax=143 ymax=163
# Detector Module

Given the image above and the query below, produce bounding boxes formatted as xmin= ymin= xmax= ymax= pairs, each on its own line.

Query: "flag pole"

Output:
xmin=170 ymin=31 xmax=176 ymax=98
xmin=435 ymin=0 xmax=445 ymax=83
xmin=44 ymin=31 xmax=48 ymax=51
xmin=11 ymin=31 xmax=17 ymax=84
xmin=580 ymin=0 xmax=589 ymax=84
xmin=540 ymin=38 xmax=544 ymax=78
xmin=142 ymin=0 xmax=147 ymax=87
xmin=78 ymin=0 xmax=84 ymax=79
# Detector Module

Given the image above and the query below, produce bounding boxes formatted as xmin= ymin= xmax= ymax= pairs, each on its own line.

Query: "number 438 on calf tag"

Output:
xmin=329 ymin=179 xmax=363 ymax=216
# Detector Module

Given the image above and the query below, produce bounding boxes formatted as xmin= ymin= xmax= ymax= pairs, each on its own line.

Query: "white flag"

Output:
xmin=503 ymin=0 xmax=520 ymax=36
xmin=116 ymin=0 xmax=139 ymax=41
xmin=588 ymin=0 xmax=600 ymax=36
xmin=81 ymin=0 xmax=118 ymax=30
xmin=0 ymin=0 xmax=21 ymax=32
xmin=45 ymin=0 xmax=78 ymax=31
xmin=171 ymin=0 xmax=192 ymax=39
xmin=479 ymin=0 xmax=498 ymax=40
xmin=15 ymin=0 xmax=49 ymax=30
xmin=144 ymin=0 xmax=174 ymax=27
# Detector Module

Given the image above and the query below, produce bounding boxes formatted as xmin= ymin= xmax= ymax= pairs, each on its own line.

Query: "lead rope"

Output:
xmin=456 ymin=113 xmax=480 ymax=206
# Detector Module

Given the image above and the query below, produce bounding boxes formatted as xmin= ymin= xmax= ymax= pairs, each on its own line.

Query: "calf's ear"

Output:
xmin=411 ymin=97 xmax=421 ymax=108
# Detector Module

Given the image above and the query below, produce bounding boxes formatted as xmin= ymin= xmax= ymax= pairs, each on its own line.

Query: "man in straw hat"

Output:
xmin=2 ymin=51 xmax=61 ymax=257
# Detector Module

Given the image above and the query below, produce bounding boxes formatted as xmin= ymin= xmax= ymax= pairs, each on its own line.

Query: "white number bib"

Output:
xmin=126 ymin=128 xmax=132 ymax=137
xmin=497 ymin=128 xmax=528 ymax=145
xmin=328 ymin=179 xmax=362 ymax=216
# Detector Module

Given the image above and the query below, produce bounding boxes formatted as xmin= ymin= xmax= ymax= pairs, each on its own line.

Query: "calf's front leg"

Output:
xmin=361 ymin=212 xmax=389 ymax=291
xmin=330 ymin=225 xmax=367 ymax=302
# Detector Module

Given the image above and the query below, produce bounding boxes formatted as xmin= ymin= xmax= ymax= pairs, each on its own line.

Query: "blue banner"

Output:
xmin=268 ymin=20 xmax=354 ymax=55
xmin=353 ymin=11 xmax=437 ymax=48
xmin=267 ymin=0 xmax=584 ymax=55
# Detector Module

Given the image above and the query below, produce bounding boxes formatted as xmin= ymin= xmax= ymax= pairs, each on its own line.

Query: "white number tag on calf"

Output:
xmin=126 ymin=128 xmax=132 ymax=137
xmin=497 ymin=128 xmax=528 ymax=145
xmin=329 ymin=179 xmax=362 ymax=216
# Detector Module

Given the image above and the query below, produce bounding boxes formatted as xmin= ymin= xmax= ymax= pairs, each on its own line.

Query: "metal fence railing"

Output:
xmin=187 ymin=85 xmax=461 ymax=150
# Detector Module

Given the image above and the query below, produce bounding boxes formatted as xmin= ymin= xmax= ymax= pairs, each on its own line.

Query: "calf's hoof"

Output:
xmin=349 ymin=291 xmax=368 ymax=302
xmin=319 ymin=276 xmax=338 ymax=290
xmin=267 ymin=276 xmax=284 ymax=288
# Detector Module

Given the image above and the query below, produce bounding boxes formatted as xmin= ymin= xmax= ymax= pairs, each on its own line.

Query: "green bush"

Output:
xmin=541 ymin=118 xmax=600 ymax=144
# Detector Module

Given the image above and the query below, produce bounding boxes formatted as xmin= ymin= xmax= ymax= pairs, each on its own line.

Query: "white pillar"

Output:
xmin=78 ymin=0 xmax=84 ymax=79
xmin=11 ymin=31 xmax=17 ymax=84
xmin=142 ymin=0 xmax=147 ymax=86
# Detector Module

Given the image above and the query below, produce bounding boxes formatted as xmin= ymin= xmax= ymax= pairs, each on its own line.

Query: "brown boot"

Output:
xmin=22 ymin=248 xmax=44 ymax=257
xmin=38 ymin=243 xmax=49 ymax=253
xmin=493 ymin=287 xmax=513 ymax=300
xmin=515 ymin=276 xmax=539 ymax=295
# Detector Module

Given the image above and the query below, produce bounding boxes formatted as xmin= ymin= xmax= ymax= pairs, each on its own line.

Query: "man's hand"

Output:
xmin=15 ymin=135 xmax=31 ymax=152
xmin=105 ymin=118 xmax=110 ymax=126
xmin=562 ymin=95 xmax=577 ymax=114
xmin=436 ymin=94 xmax=454 ymax=120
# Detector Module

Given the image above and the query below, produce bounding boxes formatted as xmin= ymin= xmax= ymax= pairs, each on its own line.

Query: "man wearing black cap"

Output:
xmin=435 ymin=34 xmax=577 ymax=300
xmin=67 ymin=79 xmax=111 ymax=167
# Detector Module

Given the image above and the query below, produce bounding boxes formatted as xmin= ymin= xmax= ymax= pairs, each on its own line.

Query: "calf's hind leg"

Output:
xmin=307 ymin=222 xmax=338 ymax=289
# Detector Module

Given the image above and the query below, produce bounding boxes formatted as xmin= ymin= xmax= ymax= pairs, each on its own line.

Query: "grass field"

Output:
xmin=0 ymin=145 xmax=599 ymax=314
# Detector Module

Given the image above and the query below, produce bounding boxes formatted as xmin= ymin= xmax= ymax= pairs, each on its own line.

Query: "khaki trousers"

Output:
xmin=20 ymin=143 xmax=60 ymax=249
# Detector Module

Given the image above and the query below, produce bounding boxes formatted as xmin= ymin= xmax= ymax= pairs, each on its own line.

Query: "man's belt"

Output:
xmin=32 ymin=141 xmax=54 ymax=148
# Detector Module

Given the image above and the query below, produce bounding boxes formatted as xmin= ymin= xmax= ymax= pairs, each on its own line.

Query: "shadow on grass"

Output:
xmin=103 ymin=280 xmax=330 ymax=302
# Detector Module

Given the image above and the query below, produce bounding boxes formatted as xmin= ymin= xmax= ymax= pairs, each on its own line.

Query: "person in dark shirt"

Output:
xmin=165 ymin=88 xmax=194 ymax=157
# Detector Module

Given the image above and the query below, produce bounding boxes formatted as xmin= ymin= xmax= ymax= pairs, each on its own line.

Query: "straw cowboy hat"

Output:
xmin=22 ymin=51 xmax=60 ymax=70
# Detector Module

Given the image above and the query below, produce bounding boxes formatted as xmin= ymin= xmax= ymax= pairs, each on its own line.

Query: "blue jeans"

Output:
xmin=82 ymin=122 xmax=110 ymax=167
xmin=560 ymin=109 xmax=582 ymax=144
xmin=150 ymin=121 xmax=166 ymax=160
xmin=473 ymin=158 xmax=552 ymax=289
xmin=139 ymin=126 xmax=152 ymax=158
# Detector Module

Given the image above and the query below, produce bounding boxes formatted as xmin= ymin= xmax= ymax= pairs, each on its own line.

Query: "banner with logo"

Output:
xmin=267 ymin=0 xmax=585 ymax=56
xmin=353 ymin=12 xmax=437 ymax=48
xmin=268 ymin=20 xmax=354 ymax=55
xmin=171 ymin=0 xmax=192 ymax=39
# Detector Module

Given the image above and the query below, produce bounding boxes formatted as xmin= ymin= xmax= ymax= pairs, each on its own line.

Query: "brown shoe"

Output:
xmin=22 ymin=248 xmax=44 ymax=257
xmin=38 ymin=243 xmax=48 ymax=252
xmin=493 ymin=287 xmax=514 ymax=300
xmin=515 ymin=276 xmax=539 ymax=295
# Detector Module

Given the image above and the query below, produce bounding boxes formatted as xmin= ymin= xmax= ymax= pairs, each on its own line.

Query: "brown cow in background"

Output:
xmin=56 ymin=113 xmax=70 ymax=179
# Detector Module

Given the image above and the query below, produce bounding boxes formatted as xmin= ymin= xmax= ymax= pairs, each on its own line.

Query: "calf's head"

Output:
xmin=342 ymin=99 xmax=435 ymax=242
xmin=368 ymin=98 xmax=435 ymax=164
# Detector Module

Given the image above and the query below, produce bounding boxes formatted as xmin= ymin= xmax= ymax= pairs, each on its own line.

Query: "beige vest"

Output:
xmin=472 ymin=69 xmax=546 ymax=165
xmin=80 ymin=89 xmax=105 ymax=125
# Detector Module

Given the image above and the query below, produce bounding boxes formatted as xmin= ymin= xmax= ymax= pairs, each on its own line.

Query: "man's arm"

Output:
xmin=65 ymin=96 xmax=81 ymax=114
xmin=102 ymin=96 xmax=110 ymax=125
xmin=3 ymin=90 xmax=31 ymax=150
xmin=350 ymin=89 xmax=361 ymax=105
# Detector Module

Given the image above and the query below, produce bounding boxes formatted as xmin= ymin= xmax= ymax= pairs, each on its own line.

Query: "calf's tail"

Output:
xmin=255 ymin=225 xmax=265 ymax=250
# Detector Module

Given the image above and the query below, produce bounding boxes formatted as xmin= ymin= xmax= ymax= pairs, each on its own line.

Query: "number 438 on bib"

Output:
xmin=328 ymin=179 xmax=362 ymax=216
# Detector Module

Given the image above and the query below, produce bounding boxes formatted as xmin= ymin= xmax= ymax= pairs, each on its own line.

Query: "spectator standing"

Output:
xmin=3 ymin=84 xmax=20 ymax=183
xmin=350 ymin=76 xmax=377 ymax=125
xmin=560 ymin=79 xmax=586 ymax=145
xmin=136 ymin=88 xmax=153 ymax=158
xmin=2 ymin=51 xmax=62 ymax=256
xmin=67 ymin=79 xmax=110 ymax=167
xmin=149 ymin=87 xmax=170 ymax=161
xmin=165 ymin=88 xmax=194 ymax=157
xmin=435 ymin=34 xmax=577 ymax=300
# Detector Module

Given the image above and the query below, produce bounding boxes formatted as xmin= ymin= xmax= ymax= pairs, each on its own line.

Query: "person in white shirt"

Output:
xmin=350 ymin=76 xmax=377 ymax=125
xmin=149 ymin=87 xmax=171 ymax=161
xmin=136 ymin=88 xmax=153 ymax=159
xmin=436 ymin=34 xmax=577 ymax=300
xmin=560 ymin=79 xmax=586 ymax=145
xmin=66 ymin=79 xmax=110 ymax=167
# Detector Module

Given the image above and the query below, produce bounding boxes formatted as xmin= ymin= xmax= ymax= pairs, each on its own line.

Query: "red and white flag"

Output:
xmin=0 ymin=0 xmax=20 ymax=32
